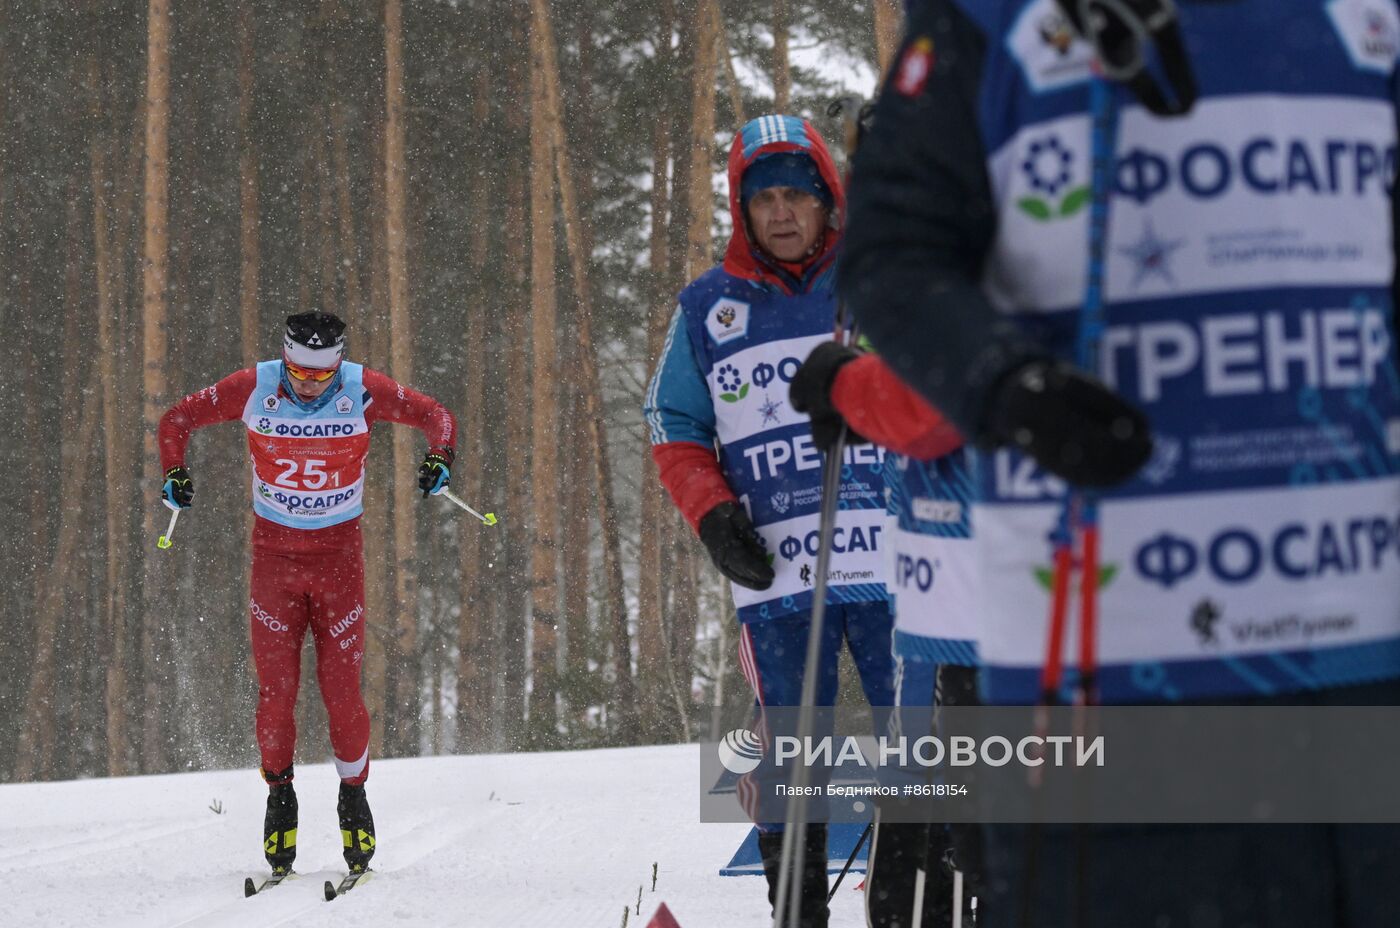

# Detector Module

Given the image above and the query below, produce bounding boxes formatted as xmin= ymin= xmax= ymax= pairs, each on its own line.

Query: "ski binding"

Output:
xmin=244 ymin=868 xmax=295 ymax=897
xmin=324 ymin=867 xmax=373 ymax=900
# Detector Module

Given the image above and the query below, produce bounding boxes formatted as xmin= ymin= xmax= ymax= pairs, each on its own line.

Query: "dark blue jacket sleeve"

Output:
xmin=838 ymin=0 xmax=1049 ymax=441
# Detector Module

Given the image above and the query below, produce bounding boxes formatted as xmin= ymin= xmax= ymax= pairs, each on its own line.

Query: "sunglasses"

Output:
xmin=284 ymin=360 xmax=339 ymax=383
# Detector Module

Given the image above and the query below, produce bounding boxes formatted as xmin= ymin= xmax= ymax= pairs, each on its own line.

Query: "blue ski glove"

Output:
xmin=418 ymin=449 xmax=453 ymax=498
xmin=162 ymin=465 xmax=194 ymax=511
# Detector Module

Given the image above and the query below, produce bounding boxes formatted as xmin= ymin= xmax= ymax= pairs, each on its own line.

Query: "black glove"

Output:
xmin=983 ymin=359 xmax=1152 ymax=488
xmin=161 ymin=465 xmax=194 ymax=510
xmin=789 ymin=341 xmax=869 ymax=453
xmin=698 ymin=501 xmax=775 ymax=591
xmin=418 ymin=448 xmax=454 ymax=498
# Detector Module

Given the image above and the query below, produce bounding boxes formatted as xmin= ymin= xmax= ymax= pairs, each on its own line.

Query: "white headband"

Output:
xmin=283 ymin=333 xmax=345 ymax=369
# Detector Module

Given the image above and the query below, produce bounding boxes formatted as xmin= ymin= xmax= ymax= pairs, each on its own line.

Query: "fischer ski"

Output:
xmin=324 ymin=868 xmax=373 ymax=901
xmin=244 ymin=869 xmax=296 ymax=897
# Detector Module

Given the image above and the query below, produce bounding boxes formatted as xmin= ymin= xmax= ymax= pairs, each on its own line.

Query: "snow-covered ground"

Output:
xmin=0 ymin=744 xmax=870 ymax=927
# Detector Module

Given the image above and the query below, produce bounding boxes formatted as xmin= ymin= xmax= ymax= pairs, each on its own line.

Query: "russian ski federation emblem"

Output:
xmin=1328 ymin=0 xmax=1400 ymax=74
xmin=1006 ymin=0 xmax=1094 ymax=94
xmin=705 ymin=297 xmax=750 ymax=345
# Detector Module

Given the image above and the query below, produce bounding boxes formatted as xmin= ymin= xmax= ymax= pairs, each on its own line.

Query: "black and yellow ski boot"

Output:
xmin=262 ymin=770 xmax=298 ymax=875
xmin=338 ymin=782 xmax=376 ymax=873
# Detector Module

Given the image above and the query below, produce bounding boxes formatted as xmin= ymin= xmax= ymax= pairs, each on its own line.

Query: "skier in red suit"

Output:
xmin=158 ymin=311 xmax=455 ymax=878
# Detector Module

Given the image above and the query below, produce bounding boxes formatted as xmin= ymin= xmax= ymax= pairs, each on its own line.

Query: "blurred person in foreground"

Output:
xmin=833 ymin=0 xmax=1400 ymax=924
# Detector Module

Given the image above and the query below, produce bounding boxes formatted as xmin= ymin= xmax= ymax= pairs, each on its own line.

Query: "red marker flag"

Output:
xmin=644 ymin=902 xmax=683 ymax=928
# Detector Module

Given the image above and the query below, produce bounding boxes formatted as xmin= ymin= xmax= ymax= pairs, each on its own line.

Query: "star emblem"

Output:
xmin=758 ymin=395 xmax=782 ymax=426
xmin=1118 ymin=219 xmax=1185 ymax=289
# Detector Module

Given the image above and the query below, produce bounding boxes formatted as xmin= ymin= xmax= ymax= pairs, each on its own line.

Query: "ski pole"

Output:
xmin=774 ymin=95 xmax=868 ymax=928
xmin=157 ymin=508 xmax=180 ymax=549
xmin=1021 ymin=73 xmax=1119 ymax=928
xmin=827 ymin=821 xmax=872 ymax=902
xmin=772 ymin=435 xmax=845 ymax=928
xmin=440 ymin=487 xmax=498 ymax=526
xmin=952 ymin=867 xmax=965 ymax=928
xmin=911 ymin=865 xmax=927 ymax=928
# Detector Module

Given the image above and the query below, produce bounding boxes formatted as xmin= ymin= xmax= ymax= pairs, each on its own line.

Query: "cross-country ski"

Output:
xmin=323 ymin=868 xmax=373 ymax=901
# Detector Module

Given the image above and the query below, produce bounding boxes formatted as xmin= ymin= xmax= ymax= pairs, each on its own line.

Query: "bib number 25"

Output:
xmin=274 ymin=458 xmax=339 ymax=490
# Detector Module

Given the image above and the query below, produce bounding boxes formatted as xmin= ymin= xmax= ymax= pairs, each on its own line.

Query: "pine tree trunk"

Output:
xmin=90 ymin=60 xmax=128 ymax=778
xmin=533 ymin=0 xmax=637 ymax=739
xmin=772 ymin=0 xmax=790 ymax=112
xmin=687 ymin=0 xmax=719 ymax=281
xmin=555 ymin=31 xmax=594 ymax=716
xmin=330 ymin=106 xmax=361 ymax=337
xmin=383 ymin=0 xmax=420 ymax=756
xmin=713 ymin=2 xmax=745 ymax=125
xmin=500 ymin=1 xmax=532 ymax=748
xmin=363 ymin=97 xmax=392 ymax=761
xmin=455 ymin=65 xmax=491 ymax=750
xmin=0 ymin=0 xmax=6 ymax=255
xmin=637 ymin=8 xmax=675 ymax=739
xmin=558 ymin=331 xmax=592 ymax=716
xmin=236 ymin=3 xmax=261 ymax=756
xmin=555 ymin=1 xmax=599 ymax=728
xmin=18 ymin=266 xmax=45 ymax=751
xmin=110 ymin=84 xmax=145 ymax=775
xmin=873 ymin=0 xmax=904 ymax=74
xmin=140 ymin=0 xmax=171 ymax=774
xmin=526 ymin=0 xmax=560 ymax=742
xmin=237 ymin=0 xmax=259 ymax=366
xmin=317 ymin=127 xmax=337 ymax=315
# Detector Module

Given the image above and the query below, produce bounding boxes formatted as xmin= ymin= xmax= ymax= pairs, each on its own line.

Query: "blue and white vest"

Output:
xmin=885 ymin=449 xmax=979 ymax=666
xmin=652 ymin=268 xmax=890 ymax=623
xmin=241 ymin=360 xmax=371 ymax=530
xmin=962 ymin=0 xmax=1400 ymax=701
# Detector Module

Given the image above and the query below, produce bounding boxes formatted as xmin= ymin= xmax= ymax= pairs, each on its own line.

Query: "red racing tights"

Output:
xmin=249 ymin=516 xmax=370 ymax=785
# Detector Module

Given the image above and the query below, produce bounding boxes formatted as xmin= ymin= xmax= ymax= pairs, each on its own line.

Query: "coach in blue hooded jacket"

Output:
xmin=644 ymin=114 xmax=895 ymax=927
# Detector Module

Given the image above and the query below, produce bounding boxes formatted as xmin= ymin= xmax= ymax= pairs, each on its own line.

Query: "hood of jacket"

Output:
xmin=722 ymin=115 xmax=845 ymax=295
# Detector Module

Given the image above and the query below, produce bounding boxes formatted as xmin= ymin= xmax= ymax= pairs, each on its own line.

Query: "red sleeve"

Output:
xmin=830 ymin=354 xmax=965 ymax=460
xmin=158 ymin=369 xmax=258 ymax=471
xmin=653 ymin=441 xmax=737 ymax=533
xmin=362 ymin=368 xmax=457 ymax=453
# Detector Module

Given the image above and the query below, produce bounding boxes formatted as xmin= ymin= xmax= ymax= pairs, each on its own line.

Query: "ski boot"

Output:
xmin=262 ymin=769 xmax=298 ymax=875
xmin=338 ymin=782 xmax=377 ymax=873
xmin=758 ymin=823 xmax=830 ymax=928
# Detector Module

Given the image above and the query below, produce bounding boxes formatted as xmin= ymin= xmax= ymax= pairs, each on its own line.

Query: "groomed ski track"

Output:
xmin=0 ymin=743 xmax=871 ymax=926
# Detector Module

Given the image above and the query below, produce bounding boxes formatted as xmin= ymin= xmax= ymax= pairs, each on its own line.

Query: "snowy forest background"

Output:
xmin=0 ymin=0 xmax=904 ymax=782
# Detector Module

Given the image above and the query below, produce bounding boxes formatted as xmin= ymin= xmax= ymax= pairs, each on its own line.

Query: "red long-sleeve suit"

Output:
xmin=159 ymin=363 xmax=455 ymax=784
xmin=828 ymin=354 xmax=963 ymax=460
